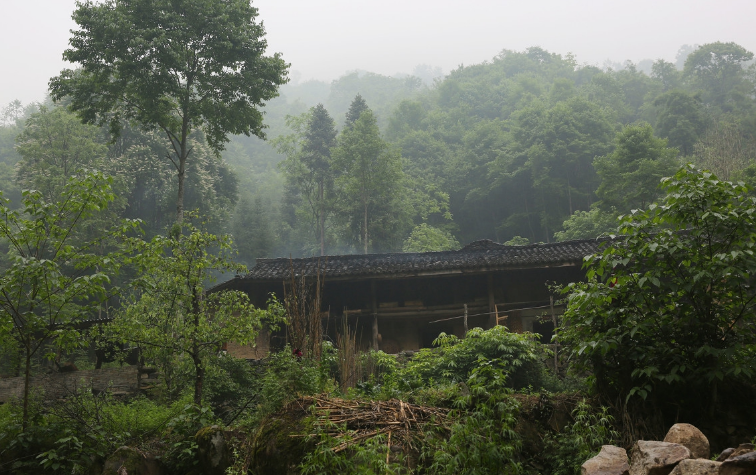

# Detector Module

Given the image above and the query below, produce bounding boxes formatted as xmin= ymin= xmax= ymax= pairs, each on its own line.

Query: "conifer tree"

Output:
xmin=344 ymin=94 xmax=369 ymax=128
xmin=302 ymin=104 xmax=338 ymax=255
xmin=333 ymin=109 xmax=404 ymax=253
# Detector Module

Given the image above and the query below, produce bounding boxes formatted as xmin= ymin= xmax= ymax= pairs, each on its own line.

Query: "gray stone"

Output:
xmin=629 ymin=440 xmax=691 ymax=475
xmin=720 ymin=450 xmax=756 ymax=475
xmin=718 ymin=449 xmax=737 ymax=462
xmin=663 ymin=424 xmax=710 ymax=459
xmin=667 ymin=459 xmax=720 ymax=475
xmin=582 ymin=445 xmax=630 ymax=475
xmin=196 ymin=425 xmax=232 ymax=475
xmin=731 ymin=444 xmax=755 ymax=459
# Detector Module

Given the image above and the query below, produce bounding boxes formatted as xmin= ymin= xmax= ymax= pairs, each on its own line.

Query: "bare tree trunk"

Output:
xmin=176 ymin=150 xmax=186 ymax=224
xmin=22 ymin=347 xmax=31 ymax=431
xmin=319 ymin=181 xmax=325 ymax=256
xmin=363 ymin=201 xmax=368 ymax=254
xmin=193 ymin=351 xmax=204 ymax=407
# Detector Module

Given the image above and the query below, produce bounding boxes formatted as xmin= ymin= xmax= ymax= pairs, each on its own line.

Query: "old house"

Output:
xmin=214 ymin=238 xmax=602 ymax=357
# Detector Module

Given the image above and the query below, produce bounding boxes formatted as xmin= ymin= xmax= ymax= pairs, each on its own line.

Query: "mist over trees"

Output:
xmin=2 ymin=41 xmax=756 ymax=262
xmin=1 ymin=6 xmax=756 ymax=469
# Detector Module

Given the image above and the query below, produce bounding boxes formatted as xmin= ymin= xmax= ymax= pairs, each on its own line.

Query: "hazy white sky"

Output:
xmin=2 ymin=0 xmax=755 ymax=108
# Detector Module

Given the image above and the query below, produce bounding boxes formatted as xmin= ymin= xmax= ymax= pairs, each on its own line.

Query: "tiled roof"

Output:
xmin=235 ymin=238 xmax=605 ymax=282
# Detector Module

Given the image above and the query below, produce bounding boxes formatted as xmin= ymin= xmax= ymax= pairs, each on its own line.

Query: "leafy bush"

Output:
xmin=162 ymin=402 xmax=219 ymax=473
xmin=422 ymin=358 xmax=522 ymax=475
xmin=1 ymin=387 xmax=182 ymax=475
xmin=560 ymin=166 xmax=756 ymax=421
xmin=398 ymin=326 xmax=547 ymax=392
xmin=355 ymin=350 xmax=401 ymax=398
xmin=204 ymin=353 xmax=259 ymax=422
xmin=252 ymin=346 xmax=331 ymax=421
xmin=541 ymin=400 xmax=619 ymax=475
xmin=300 ymin=423 xmax=404 ymax=475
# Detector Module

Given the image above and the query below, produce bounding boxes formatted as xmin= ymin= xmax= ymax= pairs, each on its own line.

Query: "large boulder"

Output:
xmin=719 ymin=450 xmax=756 ymax=475
xmin=582 ymin=445 xmax=630 ymax=475
xmin=663 ymin=424 xmax=710 ymax=459
xmin=101 ymin=446 xmax=162 ymax=475
xmin=667 ymin=459 xmax=720 ymax=475
xmin=629 ymin=440 xmax=691 ymax=475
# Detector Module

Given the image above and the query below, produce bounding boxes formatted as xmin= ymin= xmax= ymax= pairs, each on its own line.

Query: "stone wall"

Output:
xmin=0 ymin=366 xmax=143 ymax=403
xmin=226 ymin=327 xmax=271 ymax=360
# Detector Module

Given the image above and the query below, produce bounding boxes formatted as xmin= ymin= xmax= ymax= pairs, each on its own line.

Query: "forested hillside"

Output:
xmin=2 ymin=42 xmax=755 ymax=262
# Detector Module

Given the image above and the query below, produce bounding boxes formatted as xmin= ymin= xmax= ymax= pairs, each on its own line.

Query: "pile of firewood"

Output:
xmin=290 ymin=395 xmax=450 ymax=453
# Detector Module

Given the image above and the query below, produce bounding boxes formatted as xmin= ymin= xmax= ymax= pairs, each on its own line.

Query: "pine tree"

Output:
xmin=333 ymin=110 xmax=404 ymax=253
xmin=302 ymin=104 xmax=338 ymax=255
xmin=345 ymin=94 xmax=369 ymax=128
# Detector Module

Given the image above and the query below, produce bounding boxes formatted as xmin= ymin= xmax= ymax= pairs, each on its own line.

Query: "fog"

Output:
xmin=2 ymin=0 xmax=755 ymax=107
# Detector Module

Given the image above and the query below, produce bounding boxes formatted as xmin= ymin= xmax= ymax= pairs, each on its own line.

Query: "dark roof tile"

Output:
xmin=240 ymin=238 xmax=605 ymax=282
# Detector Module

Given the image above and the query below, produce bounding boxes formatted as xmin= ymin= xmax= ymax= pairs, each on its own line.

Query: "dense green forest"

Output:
xmin=3 ymin=42 xmax=756 ymax=262
xmin=1 ymin=0 xmax=755 ymax=471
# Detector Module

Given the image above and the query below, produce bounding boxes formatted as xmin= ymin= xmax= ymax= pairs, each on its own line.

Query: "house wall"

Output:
xmin=225 ymin=327 xmax=271 ymax=359
xmin=237 ymin=264 xmax=584 ymax=357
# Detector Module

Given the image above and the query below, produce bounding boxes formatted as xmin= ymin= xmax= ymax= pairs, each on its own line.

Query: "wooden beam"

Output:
xmin=487 ymin=274 xmax=496 ymax=328
xmin=463 ymin=304 xmax=468 ymax=335
xmin=371 ymin=280 xmax=378 ymax=350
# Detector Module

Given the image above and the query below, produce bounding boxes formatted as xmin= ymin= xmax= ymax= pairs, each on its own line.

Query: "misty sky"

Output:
xmin=2 ymin=0 xmax=755 ymax=108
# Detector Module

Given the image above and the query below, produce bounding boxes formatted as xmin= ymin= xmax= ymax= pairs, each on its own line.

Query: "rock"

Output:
xmin=667 ymin=459 xmax=720 ymax=474
xmin=663 ymin=424 xmax=710 ymax=459
xmin=629 ymin=440 xmax=691 ymax=475
xmin=101 ymin=446 xmax=162 ymax=475
xmin=731 ymin=444 xmax=756 ymax=459
xmin=720 ymin=450 xmax=756 ymax=475
xmin=196 ymin=425 xmax=231 ymax=475
xmin=582 ymin=445 xmax=630 ymax=475
xmin=718 ymin=449 xmax=737 ymax=462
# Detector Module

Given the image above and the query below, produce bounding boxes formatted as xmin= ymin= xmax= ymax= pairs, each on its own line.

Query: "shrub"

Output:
xmin=253 ymin=346 xmax=329 ymax=421
xmin=541 ymin=400 xmax=619 ymax=475
xmin=203 ymin=353 xmax=259 ymax=423
xmin=560 ymin=166 xmax=756 ymax=423
xmin=423 ymin=358 xmax=522 ymax=475
xmin=397 ymin=326 xmax=547 ymax=392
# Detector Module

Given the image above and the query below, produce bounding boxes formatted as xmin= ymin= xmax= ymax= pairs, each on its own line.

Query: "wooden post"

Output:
xmin=494 ymin=304 xmax=499 ymax=325
xmin=487 ymin=274 xmax=496 ymax=328
xmin=463 ymin=304 xmax=468 ymax=335
xmin=371 ymin=280 xmax=378 ymax=351
xmin=550 ymin=296 xmax=558 ymax=377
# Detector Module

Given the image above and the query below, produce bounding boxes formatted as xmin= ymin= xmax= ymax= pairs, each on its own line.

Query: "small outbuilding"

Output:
xmin=213 ymin=239 xmax=601 ymax=357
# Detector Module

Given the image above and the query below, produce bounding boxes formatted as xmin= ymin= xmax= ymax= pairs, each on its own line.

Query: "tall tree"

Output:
xmin=276 ymin=106 xmax=339 ymax=255
xmin=111 ymin=222 xmax=272 ymax=406
xmin=593 ymin=122 xmax=679 ymax=212
xmin=511 ymin=97 xmax=614 ymax=239
xmin=650 ymin=59 xmax=681 ymax=92
xmin=333 ymin=109 xmax=404 ymax=253
xmin=344 ymin=94 xmax=369 ymax=128
xmin=15 ymin=106 xmax=109 ymax=203
xmin=301 ymin=105 xmax=338 ymax=255
xmin=683 ymin=42 xmax=754 ymax=109
xmin=0 ymin=172 xmax=136 ymax=429
xmin=653 ymin=91 xmax=705 ymax=155
xmin=230 ymin=194 xmax=274 ymax=265
xmin=50 ymin=0 xmax=288 ymax=223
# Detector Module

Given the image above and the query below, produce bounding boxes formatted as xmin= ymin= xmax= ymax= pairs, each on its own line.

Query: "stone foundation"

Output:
xmin=0 ymin=366 xmax=143 ymax=403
